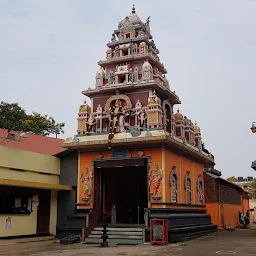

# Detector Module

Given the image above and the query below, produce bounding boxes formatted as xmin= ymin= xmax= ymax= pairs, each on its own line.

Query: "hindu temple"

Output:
xmin=62 ymin=6 xmax=217 ymax=243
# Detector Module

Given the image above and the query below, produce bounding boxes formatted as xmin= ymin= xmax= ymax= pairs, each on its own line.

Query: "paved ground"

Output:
xmin=1 ymin=227 xmax=256 ymax=256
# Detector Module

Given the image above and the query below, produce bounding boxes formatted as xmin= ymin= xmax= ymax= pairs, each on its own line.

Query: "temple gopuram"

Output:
xmin=62 ymin=6 xmax=217 ymax=243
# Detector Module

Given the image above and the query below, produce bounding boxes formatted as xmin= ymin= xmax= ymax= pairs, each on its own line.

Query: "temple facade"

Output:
xmin=62 ymin=6 xmax=217 ymax=242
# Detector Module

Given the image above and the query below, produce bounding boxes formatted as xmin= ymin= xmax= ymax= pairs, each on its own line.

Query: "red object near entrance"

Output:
xmin=150 ymin=219 xmax=168 ymax=245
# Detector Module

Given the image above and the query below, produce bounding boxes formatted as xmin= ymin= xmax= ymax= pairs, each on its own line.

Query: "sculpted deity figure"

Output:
xmin=108 ymin=100 xmax=125 ymax=141
xmin=130 ymin=42 xmax=136 ymax=55
xmin=198 ymin=180 xmax=204 ymax=205
xmin=149 ymin=163 xmax=163 ymax=198
xmin=138 ymin=30 xmax=145 ymax=38
xmin=138 ymin=109 xmax=147 ymax=129
xmin=128 ymin=69 xmax=134 ymax=82
xmin=86 ymin=114 xmax=96 ymax=135
xmin=96 ymin=104 xmax=102 ymax=113
xmin=80 ymin=167 xmax=93 ymax=200
xmin=109 ymin=72 xmax=115 ymax=85
xmin=111 ymin=33 xmax=116 ymax=42
xmin=171 ymin=173 xmax=178 ymax=203
xmin=114 ymin=46 xmax=120 ymax=57
xmin=186 ymin=176 xmax=192 ymax=204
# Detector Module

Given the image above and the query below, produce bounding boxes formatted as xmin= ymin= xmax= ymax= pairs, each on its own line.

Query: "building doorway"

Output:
xmin=37 ymin=190 xmax=51 ymax=234
xmin=94 ymin=158 xmax=148 ymax=225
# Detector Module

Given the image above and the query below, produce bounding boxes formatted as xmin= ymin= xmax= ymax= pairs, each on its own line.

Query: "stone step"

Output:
xmin=83 ymin=238 xmax=142 ymax=245
xmin=94 ymin=227 xmax=142 ymax=232
xmin=91 ymin=230 xmax=142 ymax=236
xmin=88 ymin=234 xmax=142 ymax=240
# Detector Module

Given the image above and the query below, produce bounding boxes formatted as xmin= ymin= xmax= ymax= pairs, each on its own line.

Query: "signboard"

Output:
xmin=32 ymin=195 xmax=39 ymax=207
xmin=5 ymin=217 xmax=11 ymax=229
xmin=153 ymin=223 xmax=163 ymax=240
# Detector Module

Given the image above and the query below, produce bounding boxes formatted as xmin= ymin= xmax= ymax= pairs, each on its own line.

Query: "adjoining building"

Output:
xmin=0 ymin=129 xmax=72 ymax=238
xmin=204 ymin=172 xmax=250 ymax=229
xmin=61 ymin=6 xmax=217 ymax=243
xmin=233 ymin=176 xmax=256 ymax=222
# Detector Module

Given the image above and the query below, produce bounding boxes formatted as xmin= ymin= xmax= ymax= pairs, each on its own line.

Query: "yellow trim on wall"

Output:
xmin=0 ymin=178 xmax=72 ymax=191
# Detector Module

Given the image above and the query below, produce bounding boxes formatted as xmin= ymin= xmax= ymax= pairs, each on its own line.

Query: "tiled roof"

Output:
xmin=205 ymin=172 xmax=248 ymax=193
xmin=0 ymin=128 xmax=65 ymax=156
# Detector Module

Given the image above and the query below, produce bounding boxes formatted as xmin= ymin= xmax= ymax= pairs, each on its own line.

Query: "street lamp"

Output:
xmin=250 ymin=122 xmax=256 ymax=133
xmin=251 ymin=161 xmax=256 ymax=171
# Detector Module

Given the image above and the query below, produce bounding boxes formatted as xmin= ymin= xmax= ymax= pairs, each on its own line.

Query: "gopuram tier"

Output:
xmin=62 ymin=6 xmax=216 ymax=242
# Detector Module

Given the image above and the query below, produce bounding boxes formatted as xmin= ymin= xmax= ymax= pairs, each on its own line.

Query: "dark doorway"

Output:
xmin=165 ymin=104 xmax=172 ymax=133
xmin=96 ymin=161 xmax=148 ymax=225
xmin=37 ymin=190 xmax=51 ymax=234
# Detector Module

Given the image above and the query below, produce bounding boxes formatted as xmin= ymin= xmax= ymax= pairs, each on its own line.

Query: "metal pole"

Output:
xmin=101 ymin=212 xmax=109 ymax=247
xmin=138 ymin=206 xmax=140 ymax=224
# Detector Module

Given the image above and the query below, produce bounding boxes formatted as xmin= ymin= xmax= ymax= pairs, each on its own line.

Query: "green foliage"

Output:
xmin=0 ymin=101 xmax=65 ymax=137
xmin=249 ymin=178 xmax=256 ymax=190
xmin=226 ymin=176 xmax=238 ymax=182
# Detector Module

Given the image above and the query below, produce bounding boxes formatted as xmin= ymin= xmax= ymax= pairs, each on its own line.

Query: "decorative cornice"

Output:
xmin=98 ymin=52 xmax=167 ymax=73
xmin=62 ymin=131 xmax=214 ymax=164
xmin=82 ymin=81 xmax=180 ymax=104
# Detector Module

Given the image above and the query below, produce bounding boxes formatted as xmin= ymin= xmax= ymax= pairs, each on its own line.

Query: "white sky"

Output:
xmin=1 ymin=0 xmax=256 ymax=178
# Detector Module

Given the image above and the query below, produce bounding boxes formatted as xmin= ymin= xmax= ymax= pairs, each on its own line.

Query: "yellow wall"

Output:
xmin=0 ymin=190 xmax=58 ymax=237
xmin=0 ymin=146 xmax=60 ymax=175
xmin=0 ymin=146 xmax=60 ymax=185
xmin=0 ymin=203 xmax=38 ymax=237
xmin=0 ymin=146 xmax=62 ymax=237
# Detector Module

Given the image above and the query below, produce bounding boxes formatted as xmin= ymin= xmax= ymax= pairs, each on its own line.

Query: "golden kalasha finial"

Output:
xmin=132 ymin=4 xmax=136 ymax=14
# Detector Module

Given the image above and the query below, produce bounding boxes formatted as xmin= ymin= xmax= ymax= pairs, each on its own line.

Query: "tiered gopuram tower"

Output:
xmin=63 ymin=6 xmax=216 ymax=243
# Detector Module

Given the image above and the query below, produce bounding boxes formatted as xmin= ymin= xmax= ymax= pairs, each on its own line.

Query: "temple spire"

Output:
xmin=131 ymin=4 xmax=136 ymax=14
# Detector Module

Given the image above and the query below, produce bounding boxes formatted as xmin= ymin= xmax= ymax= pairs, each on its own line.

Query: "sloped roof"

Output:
xmin=204 ymin=171 xmax=249 ymax=194
xmin=0 ymin=128 xmax=65 ymax=156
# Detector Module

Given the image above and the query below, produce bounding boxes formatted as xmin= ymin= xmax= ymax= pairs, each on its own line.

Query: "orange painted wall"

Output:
xmin=165 ymin=149 xmax=204 ymax=205
xmin=206 ymin=199 xmax=250 ymax=229
xmin=78 ymin=148 xmax=206 ymax=210
xmin=205 ymin=203 xmax=219 ymax=226
xmin=243 ymin=198 xmax=249 ymax=212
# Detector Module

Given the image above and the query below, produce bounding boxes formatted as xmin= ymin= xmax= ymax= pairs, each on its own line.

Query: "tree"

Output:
xmin=248 ymin=178 xmax=256 ymax=198
xmin=249 ymin=178 xmax=256 ymax=190
xmin=0 ymin=102 xmax=65 ymax=137
xmin=0 ymin=102 xmax=27 ymax=131
xmin=226 ymin=176 xmax=238 ymax=182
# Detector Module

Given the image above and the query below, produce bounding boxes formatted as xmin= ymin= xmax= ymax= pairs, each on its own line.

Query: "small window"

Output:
xmin=197 ymin=177 xmax=204 ymax=205
xmin=170 ymin=167 xmax=178 ymax=203
xmin=117 ymin=74 xmax=126 ymax=84
xmin=176 ymin=127 xmax=181 ymax=137
xmin=122 ymin=48 xmax=128 ymax=56
xmin=185 ymin=173 xmax=192 ymax=204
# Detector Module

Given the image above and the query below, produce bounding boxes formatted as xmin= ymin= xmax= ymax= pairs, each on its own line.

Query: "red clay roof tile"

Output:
xmin=0 ymin=128 xmax=65 ymax=156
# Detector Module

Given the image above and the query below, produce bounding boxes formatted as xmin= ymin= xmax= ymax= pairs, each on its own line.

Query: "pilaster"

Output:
xmin=161 ymin=146 xmax=166 ymax=206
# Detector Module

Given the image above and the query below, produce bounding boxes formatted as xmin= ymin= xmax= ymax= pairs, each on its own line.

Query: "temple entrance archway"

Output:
xmin=94 ymin=158 xmax=148 ymax=226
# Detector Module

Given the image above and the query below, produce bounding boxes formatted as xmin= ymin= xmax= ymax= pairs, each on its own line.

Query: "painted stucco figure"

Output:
xmin=149 ymin=163 xmax=163 ymax=199
xmin=80 ymin=167 xmax=93 ymax=201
